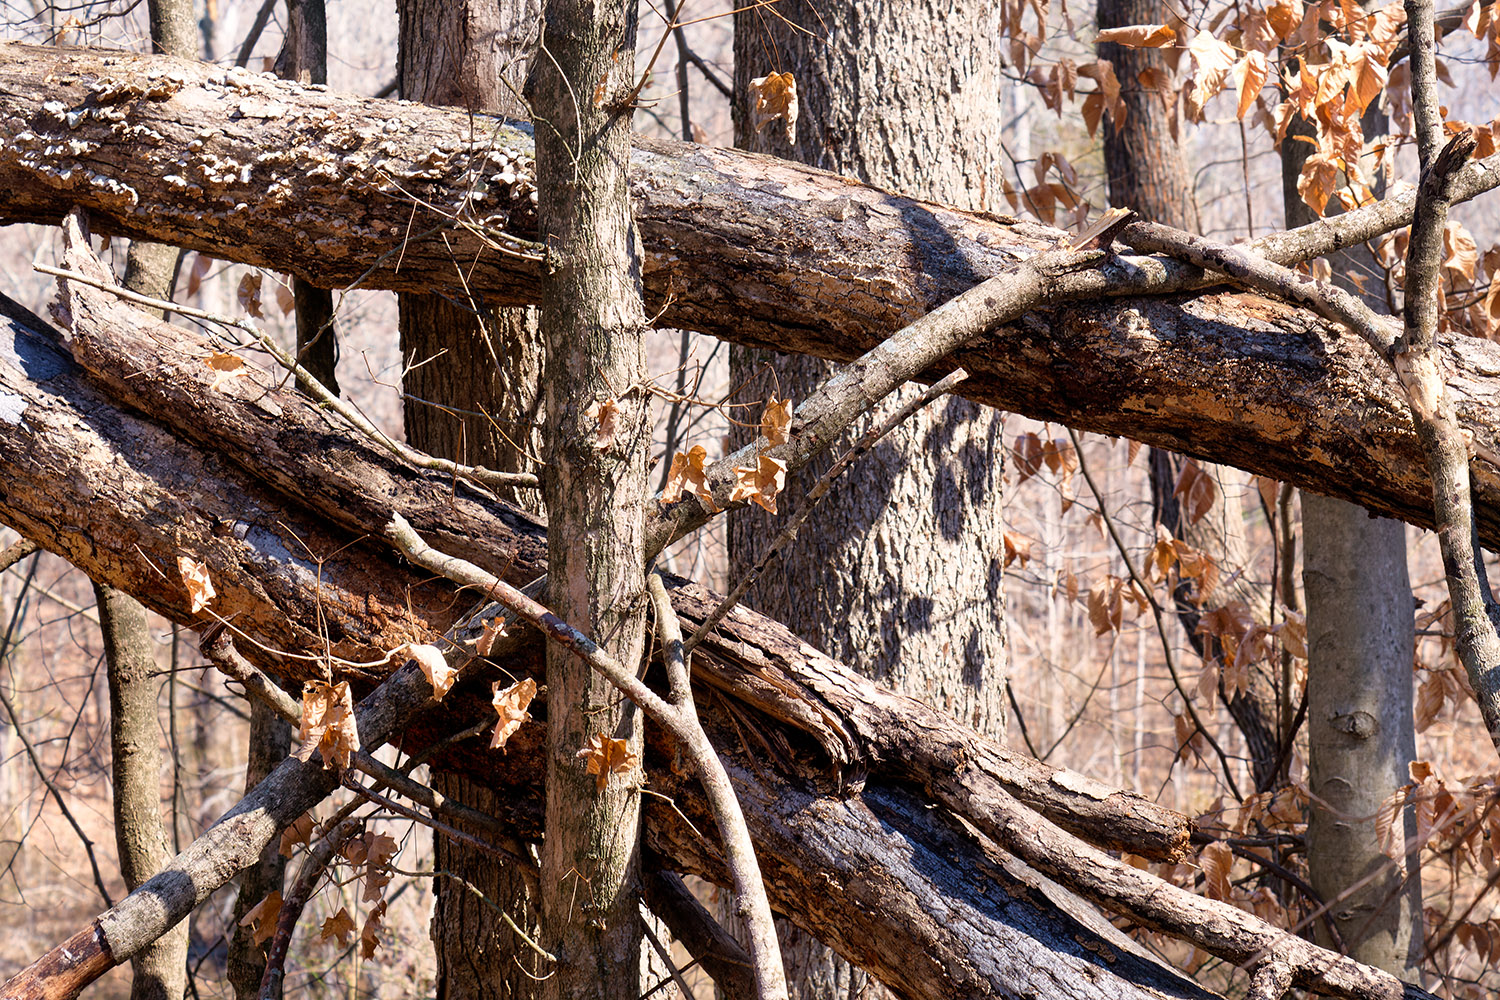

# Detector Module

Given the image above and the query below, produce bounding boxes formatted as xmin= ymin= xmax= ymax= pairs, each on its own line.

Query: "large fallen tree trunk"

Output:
xmin=0 ymin=242 xmax=1211 ymax=999
xmin=3 ymin=43 xmax=1500 ymax=547
xmin=0 ymin=229 xmax=1436 ymax=1000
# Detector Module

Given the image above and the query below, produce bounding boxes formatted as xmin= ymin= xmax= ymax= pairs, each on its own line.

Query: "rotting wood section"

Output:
xmin=5 ymin=43 xmax=1500 ymax=546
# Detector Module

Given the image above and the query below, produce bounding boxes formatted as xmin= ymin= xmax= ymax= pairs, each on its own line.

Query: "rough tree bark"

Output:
xmin=1282 ymin=84 xmax=1422 ymax=973
xmin=394 ymin=3 xmax=546 ymax=994
xmin=525 ymin=2 xmax=652 ymax=997
xmin=728 ymin=3 xmax=1008 ymax=996
xmin=4 ymin=45 xmax=1500 ymax=548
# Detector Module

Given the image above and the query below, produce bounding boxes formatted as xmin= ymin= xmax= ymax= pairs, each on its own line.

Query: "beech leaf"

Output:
xmin=490 ymin=677 xmax=537 ymax=751
xmin=577 ymin=733 xmax=639 ymax=792
xmin=748 ymin=71 xmax=798 ymax=143
xmin=1096 ymin=23 xmax=1176 ymax=46
xmin=177 ymin=556 xmax=216 ymax=614
xmin=237 ymin=271 xmax=264 ymax=318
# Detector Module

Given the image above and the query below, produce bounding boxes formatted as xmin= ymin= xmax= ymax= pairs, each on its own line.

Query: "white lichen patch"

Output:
xmin=0 ymin=392 xmax=27 ymax=425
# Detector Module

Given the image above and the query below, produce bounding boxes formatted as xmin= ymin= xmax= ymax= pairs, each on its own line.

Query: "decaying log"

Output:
xmin=0 ymin=236 xmax=1205 ymax=999
xmin=0 ymin=243 xmax=1444 ymax=1000
xmin=4 ymin=43 xmax=1500 ymax=548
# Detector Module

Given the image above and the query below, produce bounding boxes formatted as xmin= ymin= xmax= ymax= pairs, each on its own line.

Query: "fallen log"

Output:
xmin=0 ymin=253 xmax=1441 ymax=1000
xmin=4 ymin=42 xmax=1500 ymax=547
xmin=0 ymin=233 xmax=1200 ymax=999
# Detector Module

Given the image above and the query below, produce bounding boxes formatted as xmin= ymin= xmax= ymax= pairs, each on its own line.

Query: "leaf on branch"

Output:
xmin=294 ymin=680 xmax=360 ymax=772
xmin=403 ymin=643 xmax=456 ymax=699
xmin=1198 ymin=841 xmax=1233 ymax=901
xmin=1186 ymin=31 xmax=1236 ymax=121
xmin=344 ymin=831 xmax=398 ymax=903
xmin=177 ymin=556 xmax=216 ymax=614
xmin=1077 ymin=60 xmax=1125 ymax=128
xmin=585 ymin=397 xmax=619 ymax=450
xmin=239 ymin=890 xmax=282 ymax=946
xmin=491 ymin=677 xmax=536 ymax=751
xmin=361 ymin=899 xmax=387 ymax=959
xmin=1096 ymin=23 xmax=1176 ymax=46
xmin=1444 ymin=221 xmax=1479 ymax=284
xmin=577 ymin=734 xmax=638 ymax=792
xmin=662 ymin=445 xmax=718 ymax=511
xmin=184 ymin=252 xmax=213 ymax=298
xmin=761 ymin=396 xmax=793 ymax=446
xmin=275 ymin=278 xmax=296 ymax=315
xmin=206 ymin=351 xmax=249 ymax=392
xmin=730 ymin=454 xmax=787 ymax=513
xmin=280 ymin=812 xmax=315 ymax=857
xmin=1173 ymin=460 xmax=1217 ymax=525
xmin=1002 ymin=530 xmax=1032 ymax=568
xmin=1012 ymin=432 xmax=1044 ymax=484
xmin=320 ymin=908 xmax=356 ymax=947
xmin=749 ymin=71 xmax=799 ymax=143
xmin=1232 ymin=51 xmax=1268 ymax=121
xmin=476 ymin=617 xmax=509 ymax=657
xmin=1266 ymin=0 xmax=1303 ymax=40
xmin=237 ymin=271 xmax=264 ymax=318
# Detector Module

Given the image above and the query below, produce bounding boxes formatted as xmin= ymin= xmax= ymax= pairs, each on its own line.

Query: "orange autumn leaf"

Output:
xmin=1096 ymin=23 xmax=1176 ymax=46
xmin=294 ymin=680 xmax=359 ymax=772
xmin=491 ymin=678 xmax=537 ymax=751
xmin=206 ymin=351 xmax=248 ymax=392
xmin=577 ymin=734 xmax=639 ymax=792
xmin=761 ymin=396 xmax=793 ymax=447
xmin=662 ymin=445 xmax=719 ymax=511
xmin=1186 ymin=31 xmax=1236 ymax=120
xmin=361 ymin=899 xmax=387 ymax=959
xmin=1232 ymin=51 xmax=1269 ymax=121
xmin=239 ymin=891 xmax=282 ymax=946
xmin=403 ymin=643 xmax=457 ymax=699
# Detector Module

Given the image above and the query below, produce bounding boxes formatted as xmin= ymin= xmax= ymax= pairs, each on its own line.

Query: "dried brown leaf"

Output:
xmin=1096 ymin=23 xmax=1176 ymax=46
xmin=748 ymin=71 xmax=798 ymax=143
xmin=662 ymin=445 xmax=719 ymax=511
xmin=237 ymin=271 xmax=264 ymax=318
xmin=239 ymin=890 xmax=282 ymax=946
xmin=577 ymin=734 xmax=639 ymax=792
xmin=404 ymin=643 xmax=457 ymax=699
xmin=585 ymin=397 xmax=619 ymax=450
xmin=491 ymin=677 xmax=537 ymax=751
xmin=729 ymin=454 xmax=787 ymax=513
xmin=177 ymin=556 xmax=216 ymax=614
xmin=321 ymin=908 xmax=356 ymax=947
xmin=761 ymin=396 xmax=793 ymax=447
xmin=294 ymin=680 xmax=359 ymax=772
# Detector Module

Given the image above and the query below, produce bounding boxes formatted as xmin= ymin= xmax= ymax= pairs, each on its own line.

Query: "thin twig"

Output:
xmin=1067 ymin=427 xmax=1243 ymax=801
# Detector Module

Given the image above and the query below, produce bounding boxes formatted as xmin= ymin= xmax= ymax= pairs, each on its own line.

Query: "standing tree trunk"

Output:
xmin=97 ymin=584 xmax=188 ymax=1000
xmin=527 ymin=2 xmax=651 ymax=997
xmin=395 ymin=3 xmax=546 ymax=997
xmin=731 ymin=3 xmax=1008 ymax=995
xmin=1281 ymin=72 xmax=1422 ymax=975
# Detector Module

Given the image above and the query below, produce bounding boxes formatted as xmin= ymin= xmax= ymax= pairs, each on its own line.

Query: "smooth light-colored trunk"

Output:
xmin=1284 ymin=86 xmax=1421 ymax=976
